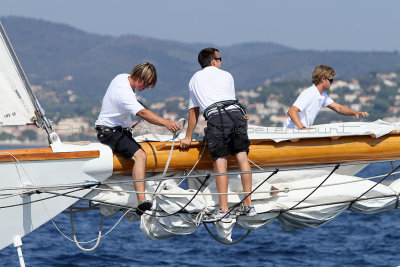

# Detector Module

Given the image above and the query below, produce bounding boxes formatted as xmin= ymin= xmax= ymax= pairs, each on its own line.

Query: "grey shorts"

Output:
xmin=204 ymin=109 xmax=250 ymax=161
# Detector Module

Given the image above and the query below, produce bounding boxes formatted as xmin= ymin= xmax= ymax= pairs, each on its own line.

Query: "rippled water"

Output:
xmin=1 ymin=162 xmax=400 ymax=266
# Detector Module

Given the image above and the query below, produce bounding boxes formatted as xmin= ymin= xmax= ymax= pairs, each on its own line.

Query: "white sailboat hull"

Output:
xmin=0 ymin=143 xmax=113 ymax=250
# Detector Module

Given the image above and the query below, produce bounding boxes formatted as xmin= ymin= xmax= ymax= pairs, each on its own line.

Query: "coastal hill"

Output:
xmin=2 ymin=16 xmax=399 ymax=104
xmin=1 ymin=17 xmax=400 ymax=144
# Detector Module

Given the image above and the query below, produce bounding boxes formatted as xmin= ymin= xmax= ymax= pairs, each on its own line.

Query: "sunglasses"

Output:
xmin=326 ymin=78 xmax=333 ymax=83
xmin=213 ymin=57 xmax=222 ymax=62
xmin=145 ymin=81 xmax=153 ymax=87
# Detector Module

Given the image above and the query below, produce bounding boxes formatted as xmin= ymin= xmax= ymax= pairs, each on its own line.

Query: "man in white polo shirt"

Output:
xmin=286 ymin=65 xmax=369 ymax=129
xmin=95 ymin=62 xmax=180 ymax=214
xmin=180 ymin=48 xmax=256 ymax=223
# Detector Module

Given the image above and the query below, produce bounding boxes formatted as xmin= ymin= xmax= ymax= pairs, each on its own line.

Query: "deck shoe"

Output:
xmin=136 ymin=200 xmax=153 ymax=215
xmin=203 ymin=209 xmax=232 ymax=223
xmin=239 ymin=205 xmax=257 ymax=217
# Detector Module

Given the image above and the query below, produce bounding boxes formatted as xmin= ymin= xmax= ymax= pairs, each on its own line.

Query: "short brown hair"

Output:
xmin=130 ymin=62 xmax=157 ymax=89
xmin=198 ymin=48 xmax=219 ymax=69
xmin=312 ymin=65 xmax=335 ymax=85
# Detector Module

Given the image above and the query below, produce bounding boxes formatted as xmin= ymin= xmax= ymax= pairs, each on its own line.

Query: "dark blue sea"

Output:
xmin=1 ymin=149 xmax=400 ymax=266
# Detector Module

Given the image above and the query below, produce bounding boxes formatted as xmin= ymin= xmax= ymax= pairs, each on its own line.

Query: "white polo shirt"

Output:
xmin=95 ymin=74 xmax=145 ymax=128
xmin=285 ymin=84 xmax=334 ymax=128
xmin=188 ymin=66 xmax=236 ymax=112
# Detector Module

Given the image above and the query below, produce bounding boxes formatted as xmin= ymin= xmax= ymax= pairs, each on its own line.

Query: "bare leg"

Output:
xmin=235 ymin=151 xmax=252 ymax=207
xmin=214 ymin=157 xmax=229 ymax=212
xmin=132 ymin=149 xmax=147 ymax=202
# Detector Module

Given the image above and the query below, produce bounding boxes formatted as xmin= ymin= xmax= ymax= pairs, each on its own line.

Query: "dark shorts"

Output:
xmin=96 ymin=126 xmax=142 ymax=159
xmin=204 ymin=109 xmax=250 ymax=161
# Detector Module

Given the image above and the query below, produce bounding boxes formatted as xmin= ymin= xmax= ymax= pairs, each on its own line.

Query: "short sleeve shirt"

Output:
xmin=188 ymin=66 xmax=236 ymax=112
xmin=285 ymin=84 xmax=334 ymax=128
xmin=95 ymin=74 xmax=145 ymax=128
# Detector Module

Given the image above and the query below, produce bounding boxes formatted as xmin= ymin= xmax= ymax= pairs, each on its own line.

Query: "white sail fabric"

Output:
xmin=86 ymin=170 xmax=400 ymax=242
xmin=0 ymin=27 xmax=36 ymax=126
xmin=134 ymin=120 xmax=400 ymax=144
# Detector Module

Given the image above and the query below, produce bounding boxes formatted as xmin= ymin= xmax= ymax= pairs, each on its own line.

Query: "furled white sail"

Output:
xmin=0 ymin=26 xmax=36 ymax=126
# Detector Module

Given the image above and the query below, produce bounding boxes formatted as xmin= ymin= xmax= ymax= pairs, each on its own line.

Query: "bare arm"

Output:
xmin=180 ymin=107 xmax=200 ymax=148
xmin=136 ymin=109 xmax=180 ymax=132
xmin=287 ymin=106 xmax=309 ymax=129
xmin=327 ymin=102 xmax=369 ymax=119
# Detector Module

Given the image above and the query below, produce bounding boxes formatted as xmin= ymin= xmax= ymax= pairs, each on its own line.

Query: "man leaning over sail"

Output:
xmin=286 ymin=65 xmax=369 ymax=129
xmin=95 ymin=62 xmax=180 ymax=214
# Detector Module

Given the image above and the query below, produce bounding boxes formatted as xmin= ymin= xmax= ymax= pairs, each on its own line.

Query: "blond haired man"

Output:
xmin=286 ymin=65 xmax=369 ymax=129
xmin=95 ymin=62 xmax=180 ymax=214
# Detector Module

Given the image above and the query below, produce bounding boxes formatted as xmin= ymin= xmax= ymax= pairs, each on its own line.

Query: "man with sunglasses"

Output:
xmin=180 ymin=48 xmax=256 ymax=223
xmin=286 ymin=65 xmax=369 ymax=129
xmin=95 ymin=62 xmax=180 ymax=214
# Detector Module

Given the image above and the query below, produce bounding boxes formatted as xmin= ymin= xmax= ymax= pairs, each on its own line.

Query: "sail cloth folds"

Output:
xmin=0 ymin=25 xmax=36 ymax=126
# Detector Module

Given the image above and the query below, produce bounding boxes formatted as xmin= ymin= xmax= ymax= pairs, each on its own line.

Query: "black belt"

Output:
xmin=95 ymin=125 xmax=130 ymax=133
xmin=203 ymin=100 xmax=247 ymax=121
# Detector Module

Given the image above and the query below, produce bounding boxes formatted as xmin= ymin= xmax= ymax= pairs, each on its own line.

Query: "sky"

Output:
xmin=1 ymin=0 xmax=399 ymax=52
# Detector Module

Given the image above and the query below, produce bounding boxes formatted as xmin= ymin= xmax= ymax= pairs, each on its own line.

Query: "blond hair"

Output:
xmin=312 ymin=65 xmax=335 ymax=85
xmin=130 ymin=62 xmax=157 ymax=89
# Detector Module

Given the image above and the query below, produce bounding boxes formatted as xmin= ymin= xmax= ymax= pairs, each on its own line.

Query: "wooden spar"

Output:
xmin=0 ymin=147 xmax=99 ymax=162
xmin=113 ymin=132 xmax=400 ymax=174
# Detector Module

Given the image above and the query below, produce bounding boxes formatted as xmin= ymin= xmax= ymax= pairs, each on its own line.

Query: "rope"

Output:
xmin=152 ymin=119 xmax=186 ymax=201
xmin=392 ymin=161 xmax=397 ymax=180
xmin=269 ymin=193 xmax=400 ymax=213
xmin=53 ymin=208 xmax=135 ymax=245
xmin=69 ymin=208 xmax=104 ymax=251
xmin=285 ymin=164 xmax=340 ymax=212
xmin=349 ymin=163 xmax=400 ymax=207
xmin=217 ymin=169 xmax=279 ymax=222
xmin=203 ymin=222 xmax=251 ymax=245
xmin=177 ymin=140 xmax=208 ymax=187
xmin=143 ymin=174 xmax=211 ymax=218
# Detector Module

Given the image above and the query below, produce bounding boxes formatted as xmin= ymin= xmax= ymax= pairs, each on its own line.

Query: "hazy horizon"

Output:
xmin=1 ymin=0 xmax=399 ymax=52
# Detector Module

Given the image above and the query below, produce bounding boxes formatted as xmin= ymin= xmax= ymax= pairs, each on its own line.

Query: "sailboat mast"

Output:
xmin=0 ymin=21 xmax=59 ymax=144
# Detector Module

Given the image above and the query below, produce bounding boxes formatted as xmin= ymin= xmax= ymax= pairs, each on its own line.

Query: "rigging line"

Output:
xmin=268 ymin=193 xmax=400 ymax=213
xmin=0 ymin=152 xmax=40 ymax=190
xmin=44 ymin=190 xmax=140 ymax=211
xmin=0 ymin=188 xmax=84 ymax=209
xmin=284 ymin=164 xmax=340 ymax=212
xmin=142 ymin=174 xmax=211 ymax=218
xmin=102 ymin=168 xmax=277 ymax=184
xmin=53 ymin=207 xmax=135 ymax=244
xmin=0 ymin=161 xmax=400 ymax=195
xmin=63 ymin=205 xmax=100 ymax=213
xmin=0 ymin=182 xmax=95 ymax=192
xmin=392 ymin=161 xmax=397 ymax=180
xmin=0 ymin=189 xmax=37 ymax=201
xmin=350 ymin=163 xmax=400 ymax=206
xmin=88 ymin=168 xmax=391 ymax=197
xmin=91 ymin=184 xmax=283 ymax=196
xmin=217 ymin=169 xmax=279 ymax=222
xmin=152 ymin=119 xmax=186 ymax=201
xmin=177 ymin=139 xmax=208 ymax=187
xmin=247 ymin=158 xmax=264 ymax=170
xmin=1 ymin=165 xmax=396 ymax=199
xmin=203 ymin=222 xmax=251 ymax=246
xmin=99 ymin=158 xmax=392 ymax=185
xmin=70 ymin=208 xmax=104 ymax=251
xmin=1 ymin=165 xmax=397 ymax=195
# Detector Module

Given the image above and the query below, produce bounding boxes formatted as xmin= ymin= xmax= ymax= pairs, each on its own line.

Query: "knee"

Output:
xmin=133 ymin=149 xmax=147 ymax=163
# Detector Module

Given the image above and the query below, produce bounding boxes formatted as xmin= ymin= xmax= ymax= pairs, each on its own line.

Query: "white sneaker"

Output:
xmin=239 ymin=205 xmax=257 ymax=217
xmin=203 ymin=209 xmax=232 ymax=223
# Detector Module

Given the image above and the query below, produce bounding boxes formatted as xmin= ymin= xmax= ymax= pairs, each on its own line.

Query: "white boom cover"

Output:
xmin=0 ymin=27 xmax=36 ymax=126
